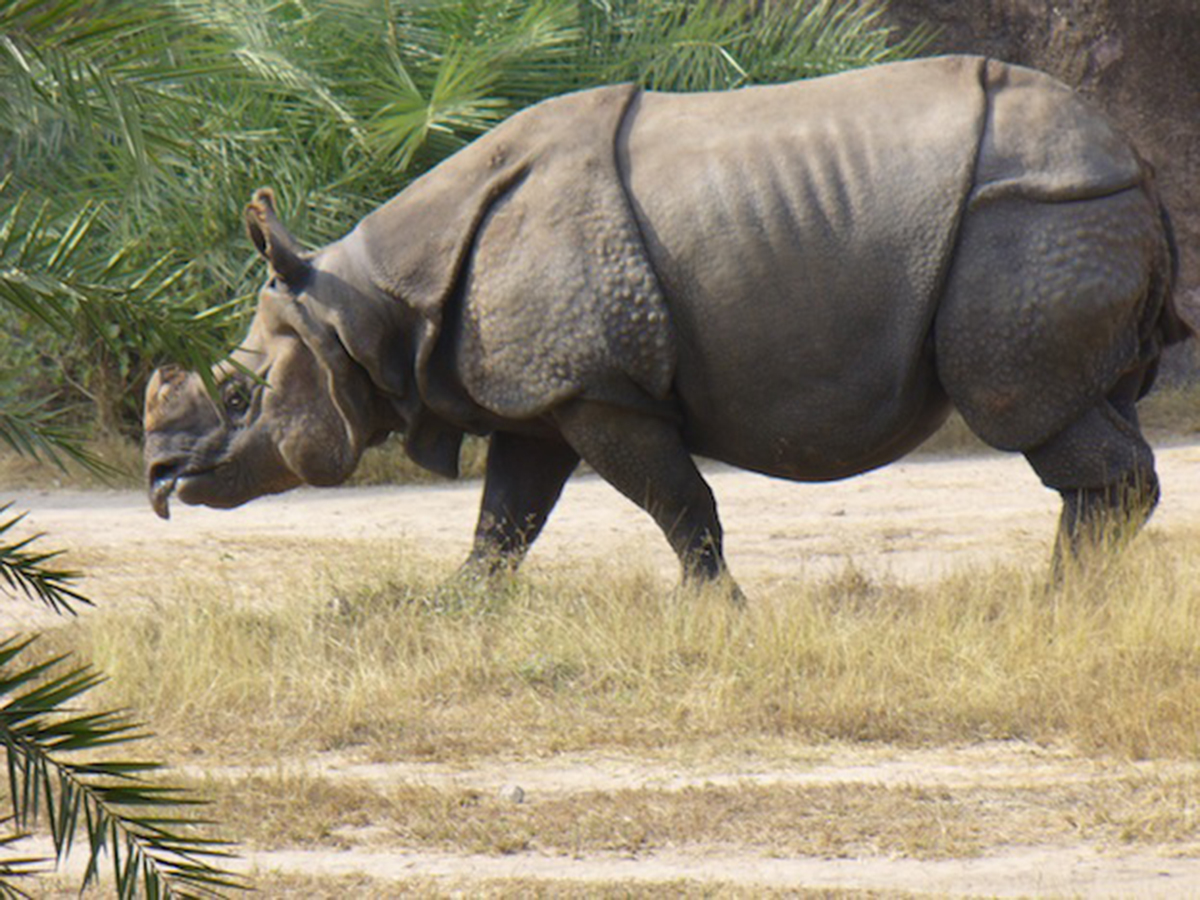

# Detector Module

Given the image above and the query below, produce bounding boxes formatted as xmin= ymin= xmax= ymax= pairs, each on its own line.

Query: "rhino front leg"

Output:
xmin=553 ymin=399 xmax=743 ymax=600
xmin=465 ymin=430 xmax=580 ymax=575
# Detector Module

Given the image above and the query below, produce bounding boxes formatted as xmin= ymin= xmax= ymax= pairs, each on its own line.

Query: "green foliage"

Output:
xmin=1 ymin=5 xmax=254 ymax=880
xmin=0 ymin=173 xmax=230 ymax=438
xmin=1 ymin=0 xmax=256 ymax=432
xmin=587 ymin=0 xmax=930 ymax=90
xmin=1 ymin=0 xmax=926 ymax=435
xmin=0 ymin=398 xmax=111 ymax=478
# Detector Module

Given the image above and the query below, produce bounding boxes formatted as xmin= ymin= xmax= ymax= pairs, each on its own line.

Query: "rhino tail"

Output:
xmin=1153 ymin=200 xmax=1191 ymax=347
xmin=1130 ymin=192 xmax=1192 ymax=400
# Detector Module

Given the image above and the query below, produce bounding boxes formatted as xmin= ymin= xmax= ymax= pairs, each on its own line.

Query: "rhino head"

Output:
xmin=143 ymin=189 xmax=413 ymax=518
xmin=144 ymin=85 xmax=664 ymax=525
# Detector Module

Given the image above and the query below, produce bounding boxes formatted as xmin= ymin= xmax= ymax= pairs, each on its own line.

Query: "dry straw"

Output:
xmin=62 ymin=529 xmax=1200 ymax=763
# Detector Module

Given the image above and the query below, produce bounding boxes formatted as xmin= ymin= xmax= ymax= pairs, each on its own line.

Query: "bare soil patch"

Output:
xmin=14 ymin=444 xmax=1200 ymax=591
xmin=8 ymin=447 xmax=1200 ymax=896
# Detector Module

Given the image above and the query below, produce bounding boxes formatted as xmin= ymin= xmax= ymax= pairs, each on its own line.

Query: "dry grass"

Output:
xmin=49 ymin=528 xmax=1200 ymax=764
xmin=229 ymin=873 xmax=902 ymax=899
xmin=913 ymin=384 xmax=1200 ymax=457
xmin=348 ymin=434 xmax=489 ymax=485
xmin=203 ymin=767 xmax=1200 ymax=858
xmin=15 ymin=444 xmax=1200 ymax=894
xmin=38 ymin=869 xmax=903 ymax=898
xmin=1140 ymin=384 xmax=1200 ymax=439
xmin=0 ymin=430 xmax=485 ymax=491
xmin=0 ymin=431 xmax=143 ymax=490
xmin=911 ymin=410 xmax=991 ymax=456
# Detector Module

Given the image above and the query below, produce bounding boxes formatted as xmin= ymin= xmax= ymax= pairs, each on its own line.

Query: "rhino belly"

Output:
xmin=618 ymin=61 xmax=984 ymax=479
xmin=639 ymin=171 xmax=957 ymax=480
xmin=672 ymin=312 xmax=953 ymax=482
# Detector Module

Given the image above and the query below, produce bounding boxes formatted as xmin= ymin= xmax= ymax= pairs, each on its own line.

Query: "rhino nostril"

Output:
xmin=148 ymin=460 xmax=181 ymax=487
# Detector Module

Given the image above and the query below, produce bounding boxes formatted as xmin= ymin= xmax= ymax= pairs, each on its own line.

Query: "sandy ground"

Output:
xmin=11 ymin=442 xmax=1200 ymax=594
xmin=9 ymin=445 xmax=1200 ymax=896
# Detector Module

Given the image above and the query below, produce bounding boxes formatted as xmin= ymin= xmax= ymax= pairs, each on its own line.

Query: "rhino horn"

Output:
xmin=245 ymin=187 xmax=311 ymax=287
xmin=142 ymin=364 xmax=188 ymax=434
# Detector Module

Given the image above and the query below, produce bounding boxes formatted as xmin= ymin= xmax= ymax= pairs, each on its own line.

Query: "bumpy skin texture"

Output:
xmin=143 ymin=56 xmax=1189 ymax=590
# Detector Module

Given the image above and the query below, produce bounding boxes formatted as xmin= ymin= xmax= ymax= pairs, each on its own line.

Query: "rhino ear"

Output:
xmin=245 ymin=188 xmax=312 ymax=287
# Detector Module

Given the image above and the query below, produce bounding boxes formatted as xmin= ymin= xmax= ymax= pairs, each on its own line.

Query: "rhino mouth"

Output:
xmin=148 ymin=461 xmax=182 ymax=520
xmin=148 ymin=461 xmax=219 ymax=520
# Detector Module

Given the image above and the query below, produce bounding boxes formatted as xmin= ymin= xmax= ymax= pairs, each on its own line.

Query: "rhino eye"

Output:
xmin=222 ymin=382 xmax=252 ymax=417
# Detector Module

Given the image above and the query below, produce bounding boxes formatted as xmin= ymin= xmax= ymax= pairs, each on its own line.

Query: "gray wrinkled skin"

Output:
xmin=143 ymin=56 xmax=1190 ymax=595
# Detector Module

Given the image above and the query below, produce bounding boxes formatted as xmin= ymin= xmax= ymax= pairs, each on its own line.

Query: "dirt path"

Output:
xmin=9 ymin=446 xmax=1200 ymax=896
xmin=226 ymin=744 xmax=1200 ymax=897
xmin=36 ymin=740 xmax=1200 ymax=896
xmin=202 ymin=740 xmax=1200 ymax=896
xmin=15 ymin=442 xmax=1200 ymax=589
xmin=249 ymin=843 xmax=1200 ymax=898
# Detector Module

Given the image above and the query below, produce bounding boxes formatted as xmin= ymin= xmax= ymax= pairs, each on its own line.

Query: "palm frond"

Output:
xmin=0 ymin=399 xmax=116 ymax=479
xmin=0 ymin=635 xmax=247 ymax=897
xmin=0 ymin=506 xmax=90 ymax=616
xmin=0 ymin=181 xmax=235 ymax=381
xmin=417 ymin=0 xmax=583 ymax=102
xmin=171 ymin=0 xmax=366 ymax=141
xmin=0 ymin=0 xmax=224 ymax=172
xmin=362 ymin=0 xmax=567 ymax=171
xmin=588 ymin=0 xmax=749 ymax=91
xmin=366 ymin=47 xmax=508 ymax=171
xmin=587 ymin=0 xmax=932 ymax=91
xmin=736 ymin=0 xmax=935 ymax=83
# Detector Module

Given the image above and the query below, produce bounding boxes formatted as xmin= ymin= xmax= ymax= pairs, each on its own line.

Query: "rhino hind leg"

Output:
xmin=552 ymin=399 xmax=743 ymax=599
xmin=936 ymin=188 xmax=1166 ymax=453
xmin=936 ymin=188 xmax=1171 ymax=565
xmin=1023 ymin=371 xmax=1160 ymax=570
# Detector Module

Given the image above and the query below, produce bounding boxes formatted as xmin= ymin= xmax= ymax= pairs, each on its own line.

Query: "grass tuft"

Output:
xmin=57 ymin=532 xmax=1200 ymax=763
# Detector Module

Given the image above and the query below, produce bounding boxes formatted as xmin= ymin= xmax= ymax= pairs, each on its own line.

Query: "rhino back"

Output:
xmin=621 ymin=56 xmax=988 ymax=478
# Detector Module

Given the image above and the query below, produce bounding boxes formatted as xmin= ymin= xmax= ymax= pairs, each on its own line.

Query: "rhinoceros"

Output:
xmin=143 ymin=55 xmax=1189 ymax=593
